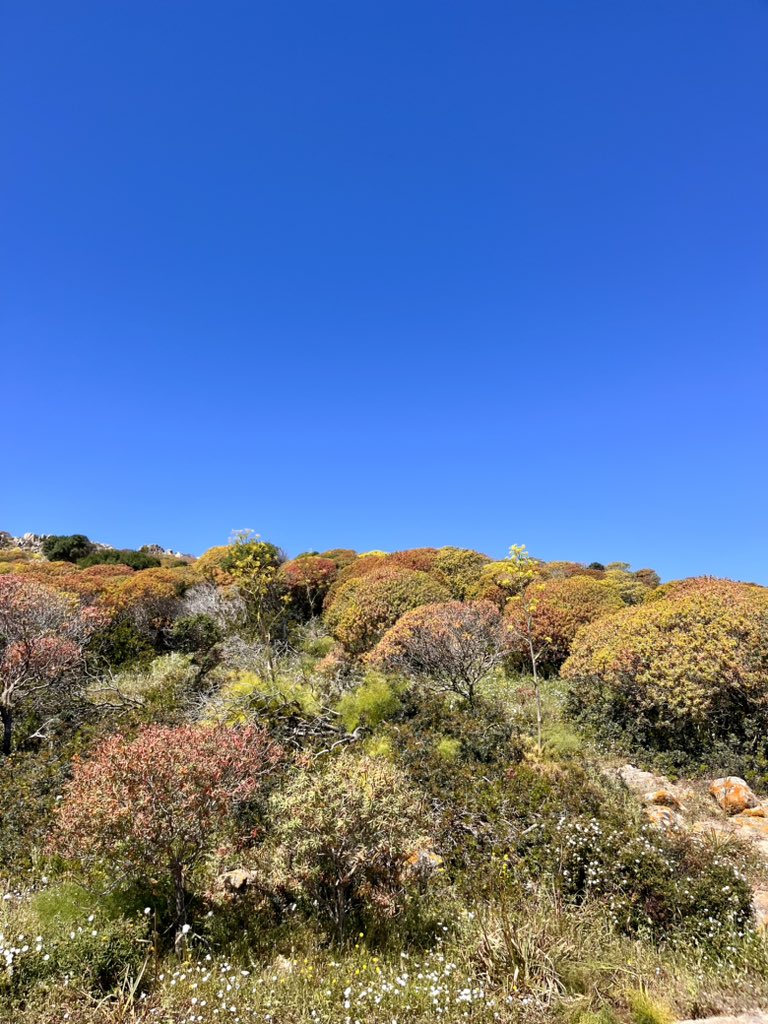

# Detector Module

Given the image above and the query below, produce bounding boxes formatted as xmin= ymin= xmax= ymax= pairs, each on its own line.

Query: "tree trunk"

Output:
xmin=1 ymin=706 xmax=12 ymax=757
xmin=172 ymin=864 xmax=188 ymax=956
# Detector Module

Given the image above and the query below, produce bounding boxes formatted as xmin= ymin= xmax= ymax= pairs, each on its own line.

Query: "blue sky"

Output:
xmin=2 ymin=1 xmax=766 ymax=581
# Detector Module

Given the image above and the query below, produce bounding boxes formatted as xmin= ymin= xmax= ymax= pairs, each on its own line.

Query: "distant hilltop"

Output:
xmin=0 ymin=531 xmax=196 ymax=562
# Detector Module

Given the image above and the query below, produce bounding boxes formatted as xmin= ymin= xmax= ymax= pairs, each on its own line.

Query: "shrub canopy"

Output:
xmin=324 ymin=565 xmax=451 ymax=655
xmin=506 ymin=574 xmax=626 ymax=673
xmin=562 ymin=577 xmax=768 ymax=751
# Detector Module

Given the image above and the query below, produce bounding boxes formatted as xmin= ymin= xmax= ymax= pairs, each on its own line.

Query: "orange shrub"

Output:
xmin=324 ymin=564 xmax=451 ymax=655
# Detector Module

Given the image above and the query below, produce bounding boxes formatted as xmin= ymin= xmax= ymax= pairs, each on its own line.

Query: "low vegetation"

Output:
xmin=1 ymin=531 xmax=768 ymax=1022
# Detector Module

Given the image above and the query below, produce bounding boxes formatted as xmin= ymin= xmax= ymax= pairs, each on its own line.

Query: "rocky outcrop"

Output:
xmin=710 ymin=777 xmax=760 ymax=815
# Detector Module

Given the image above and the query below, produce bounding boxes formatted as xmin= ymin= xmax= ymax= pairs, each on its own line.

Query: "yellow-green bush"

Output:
xmin=562 ymin=577 xmax=768 ymax=751
xmin=335 ymin=673 xmax=402 ymax=731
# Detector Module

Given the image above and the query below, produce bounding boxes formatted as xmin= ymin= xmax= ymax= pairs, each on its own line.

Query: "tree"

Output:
xmin=52 ymin=724 xmax=282 ymax=947
xmin=0 ymin=575 xmax=101 ymax=755
xmin=501 ymin=545 xmax=548 ymax=750
xmin=368 ymin=600 xmax=509 ymax=705
xmin=41 ymin=534 xmax=95 ymax=563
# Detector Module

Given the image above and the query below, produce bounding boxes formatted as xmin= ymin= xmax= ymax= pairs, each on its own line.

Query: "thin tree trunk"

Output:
xmin=172 ymin=864 xmax=188 ymax=956
xmin=1 ymin=706 xmax=12 ymax=757
xmin=528 ymin=639 xmax=543 ymax=753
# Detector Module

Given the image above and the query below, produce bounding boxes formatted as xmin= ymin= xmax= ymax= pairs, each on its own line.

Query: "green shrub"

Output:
xmin=336 ymin=673 xmax=402 ymax=732
xmin=169 ymin=612 xmax=223 ymax=653
xmin=78 ymin=548 xmax=161 ymax=570
xmin=204 ymin=670 xmax=321 ymax=726
xmin=41 ymin=534 xmax=95 ymax=563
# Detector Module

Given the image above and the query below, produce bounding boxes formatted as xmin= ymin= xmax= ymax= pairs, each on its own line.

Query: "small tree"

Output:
xmin=502 ymin=545 xmax=548 ymax=751
xmin=368 ymin=600 xmax=508 ymax=706
xmin=221 ymin=531 xmax=290 ymax=680
xmin=52 ymin=724 xmax=282 ymax=947
xmin=0 ymin=575 xmax=101 ymax=755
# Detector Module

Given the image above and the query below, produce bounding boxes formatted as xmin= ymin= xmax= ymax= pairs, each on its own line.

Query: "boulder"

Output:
xmin=644 ymin=789 xmax=682 ymax=810
xmin=645 ymin=805 xmax=682 ymax=830
xmin=619 ymin=765 xmax=666 ymax=795
xmin=709 ymin=777 xmax=759 ymax=816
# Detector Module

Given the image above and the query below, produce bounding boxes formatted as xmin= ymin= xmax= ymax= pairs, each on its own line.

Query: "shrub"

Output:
xmin=204 ymin=670 xmax=321 ymax=726
xmin=431 ymin=547 xmax=491 ymax=599
xmin=270 ymin=751 xmax=429 ymax=937
xmin=169 ymin=612 xmax=223 ymax=653
xmin=335 ymin=673 xmax=402 ymax=731
xmin=380 ymin=692 xmax=525 ymax=873
xmin=51 ymin=724 xmax=283 ymax=939
xmin=0 ymin=575 xmax=102 ymax=755
xmin=324 ymin=565 xmax=451 ymax=655
xmin=562 ymin=578 xmax=768 ymax=752
xmin=279 ymin=555 xmax=338 ymax=618
xmin=319 ymin=548 xmax=358 ymax=569
xmin=506 ymin=575 xmax=625 ymax=674
xmin=77 ymin=548 xmax=161 ymax=570
xmin=466 ymin=559 xmax=532 ymax=609
xmin=41 ymin=534 xmax=95 ymax=563
xmin=368 ymin=600 xmax=509 ymax=704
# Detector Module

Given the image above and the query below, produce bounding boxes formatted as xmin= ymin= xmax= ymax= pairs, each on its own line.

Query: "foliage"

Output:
xmin=335 ymin=672 xmax=402 ymax=731
xmin=506 ymin=575 xmax=626 ymax=673
xmin=562 ymin=577 xmax=768 ymax=752
xmin=369 ymin=600 xmax=509 ymax=704
xmin=169 ymin=612 xmax=223 ymax=653
xmin=0 ymin=574 xmax=102 ymax=754
xmin=324 ymin=564 xmax=451 ymax=655
xmin=203 ymin=669 xmax=321 ymax=726
xmin=270 ymin=750 xmax=428 ymax=937
xmin=78 ymin=548 xmax=161 ymax=570
xmin=280 ymin=555 xmax=338 ymax=618
xmin=99 ymin=567 xmax=189 ymax=639
xmin=431 ymin=546 xmax=491 ymax=599
xmin=51 ymin=724 xmax=283 ymax=933
xmin=41 ymin=534 xmax=95 ymax=563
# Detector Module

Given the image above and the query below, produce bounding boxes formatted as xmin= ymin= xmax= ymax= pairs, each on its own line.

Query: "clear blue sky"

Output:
xmin=2 ymin=1 xmax=766 ymax=581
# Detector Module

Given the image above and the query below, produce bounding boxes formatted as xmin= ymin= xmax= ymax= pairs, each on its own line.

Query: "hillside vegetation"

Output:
xmin=2 ymin=531 xmax=768 ymax=1023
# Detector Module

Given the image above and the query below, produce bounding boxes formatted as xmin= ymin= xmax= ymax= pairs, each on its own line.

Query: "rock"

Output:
xmin=753 ymin=889 xmax=768 ymax=929
xmin=218 ymin=868 xmax=258 ymax=893
xmin=644 ymin=789 xmax=682 ymax=810
xmin=0 ymin=532 xmax=14 ymax=549
xmin=273 ymin=954 xmax=294 ymax=976
xmin=618 ymin=765 xmax=667 ymax=795
xmin=741 ymin=806 xmax=766 ymax=818
xmin=678 ymin=1015 xmax=768 ymax=1024
xmin=645 ymin=805 xmax=682 ymax=830
xmin=709 ymin=777 xmax=759 ymax=815
xmin=405 ymin=848 xmax=444 ymax=884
